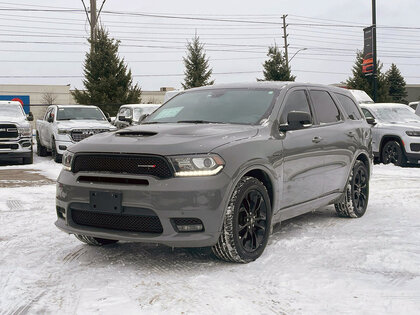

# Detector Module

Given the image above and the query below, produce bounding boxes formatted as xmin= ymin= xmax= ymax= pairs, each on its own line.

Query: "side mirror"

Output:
xmin=47 ymin=116 xmax=54 ymax=123
xmin=366 ymin=117 xmax=377 ymax=126
xmin=279 ymin=111 xmax=312 ymax=132
xmin=138 ymin=114 xmax=149 ymax=123
xmin=107 ymin=117 xmax=112 ymax=122
xmin=118 ymin=115 xmax=132 ymax=123
xmin=27 ymin=112 xmax=34 ymax=121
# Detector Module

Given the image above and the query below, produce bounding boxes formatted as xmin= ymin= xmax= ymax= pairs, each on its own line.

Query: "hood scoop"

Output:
xmin=116 ymin=130 xmax=158 ymax=137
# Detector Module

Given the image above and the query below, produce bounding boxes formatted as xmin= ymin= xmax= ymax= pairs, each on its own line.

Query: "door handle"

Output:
xmin=312 ymin=136 xmax=323 ymax=143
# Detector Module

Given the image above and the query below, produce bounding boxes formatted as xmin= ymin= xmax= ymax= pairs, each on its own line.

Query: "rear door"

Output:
xmin=308 ymin=89 xmax=354 ymax=195
xmin=279 ymin=88 xmax=325 ymax=208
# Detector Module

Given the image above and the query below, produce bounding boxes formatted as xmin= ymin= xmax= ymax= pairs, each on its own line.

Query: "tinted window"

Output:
xmin=146 ymin=89 xmax=279 ymax=125
xmin=362 ymin=108 xmax=374 ymax=119
xmin=310 ymin=90 xmax=341 ymax=124
xmin=56 ymin=107 xmax=105 ymax=121
xmin=335 ymin=93 xmax=362 ymax=120
xmin=280 ymin=90 xmax=312 ymax=124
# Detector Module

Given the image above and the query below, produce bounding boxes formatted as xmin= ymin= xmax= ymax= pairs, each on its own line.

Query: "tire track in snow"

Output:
xmin=2 ymin=291 xmax=46 ymax=315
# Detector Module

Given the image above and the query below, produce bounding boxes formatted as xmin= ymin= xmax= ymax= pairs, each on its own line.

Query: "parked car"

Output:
xmin=0 ymin=101 xmax=34 ymax=164
xmin=114 ymin=104 xmax=160 ymax=129
xmin=360 ymin=103 xmax=420 ymax=166
xmin=56 ymin=82 xmax=372 ymax=263
xmin=36 ymin=105 xmax=116 ymax=162
xmin=348 ymin=89 xmax=374 ymax=104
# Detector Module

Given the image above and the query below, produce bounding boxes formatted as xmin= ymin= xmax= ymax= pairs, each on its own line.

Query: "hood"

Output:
xmin=56 ymin=120 xmax=113 ymax=129
xmin=380 ymin=121 xmax=420 ymax=130
xmin=0 ymin=115 xmax=29 ymax=126
xmin=70 ymin=123 xmax=259 ymax=155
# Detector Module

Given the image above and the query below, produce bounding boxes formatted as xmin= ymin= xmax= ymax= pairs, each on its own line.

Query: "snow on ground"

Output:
xmin=0 ymin=153 xmax=419 ymax=314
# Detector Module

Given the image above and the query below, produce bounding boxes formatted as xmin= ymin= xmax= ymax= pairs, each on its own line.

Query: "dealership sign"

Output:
xmin=363 ymin=26 xmax=374 ymax=75
xmin=0 ymin=95 xmax=30 ymax=113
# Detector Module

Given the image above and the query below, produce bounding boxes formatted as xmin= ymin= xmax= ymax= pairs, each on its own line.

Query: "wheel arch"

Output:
xmin=379 ymin=135 xmax=405 ymax=161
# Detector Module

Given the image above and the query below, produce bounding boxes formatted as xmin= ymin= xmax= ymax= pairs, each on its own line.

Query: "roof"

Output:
xmin=360 ymin=103 xmax=409 ymax=108
xmin=55 ymin=104 xmax=98 ymax=108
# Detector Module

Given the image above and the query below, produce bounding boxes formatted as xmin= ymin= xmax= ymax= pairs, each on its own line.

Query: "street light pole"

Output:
xmin=372 ymin=0 xmax=377 ymax=102
xmin=288 ymin=48 xmax=307 ymax=63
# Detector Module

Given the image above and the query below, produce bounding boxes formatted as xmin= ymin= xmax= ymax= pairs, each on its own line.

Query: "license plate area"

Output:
xmin=90 ymin=191 xmax=122 ymax=214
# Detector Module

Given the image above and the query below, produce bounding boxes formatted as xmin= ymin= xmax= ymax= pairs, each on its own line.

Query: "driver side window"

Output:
xmin=362 ymin=108 xmax=374 ymax=119
xmin=280 ymin=90 xmax=312 ymax=124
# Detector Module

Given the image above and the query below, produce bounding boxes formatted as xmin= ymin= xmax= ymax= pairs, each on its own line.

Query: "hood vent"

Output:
xmin=116 ymin=130 xmax=157 ymax=137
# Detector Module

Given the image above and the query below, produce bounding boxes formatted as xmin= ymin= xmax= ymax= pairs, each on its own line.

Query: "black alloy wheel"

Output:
xmin=351 ymin=164 xmax=368 ymax=216
xmin=237 ymin=190 xmax=268 ymax=253
xmin=382 ymin=140 xmax=405 ymax=166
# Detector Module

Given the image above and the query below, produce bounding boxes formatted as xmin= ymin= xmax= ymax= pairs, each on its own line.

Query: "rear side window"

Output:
xmin=335 ymin=93 xmax=362 ymax=120
xmin=310 ymin=90 xmax=342 ymax=124
xmin=362 ymin=108 xmax=374 ymax=119
xmin=280 ymin=90 xmax=312 ymax=124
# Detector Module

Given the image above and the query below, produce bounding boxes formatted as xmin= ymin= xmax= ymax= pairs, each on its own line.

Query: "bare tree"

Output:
xmin=41 ymin=91 xmax=57 ymax=105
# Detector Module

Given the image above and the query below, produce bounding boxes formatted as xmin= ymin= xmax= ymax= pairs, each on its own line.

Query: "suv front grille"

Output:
xmin=73 ymin=154 xmax=173 ymax=179
xmin=71 ymin=129 xmax=109 ymax=142
xmin=0 ymin=124 xmax=18 ymax=139
xmin=71 ymin=209 xmax=163 ymax=233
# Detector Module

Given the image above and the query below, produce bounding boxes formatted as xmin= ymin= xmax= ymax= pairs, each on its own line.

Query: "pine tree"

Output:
xmin=182 ymin=35 xmax=214 ymax=89
xmin=259 ymin=45 xmax=295 ymax=81
xmin=72 ymin=27 xmax=141 ymax=115
xmin=386 ymin=63 xmax=407 ymax=103
xmin=346 ymin=51 xmax=389 ymax=102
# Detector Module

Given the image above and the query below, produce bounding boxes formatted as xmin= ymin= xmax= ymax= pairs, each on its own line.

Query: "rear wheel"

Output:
xmin=381 ymin=140 xmax=406 ymax=166
xmin=335 ymin=160 xmax=369 ymax=218
xmin=51 ymin=138 xmax=62 ymax=163
xmin=212 ymin=177 xmax=272 ymax=263
xmin=75 ymin=234 xmax=119 ymax=246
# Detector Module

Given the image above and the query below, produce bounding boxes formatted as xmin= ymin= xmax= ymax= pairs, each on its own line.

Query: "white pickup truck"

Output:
xmin=0 ymin=101 xmax=34 ymax=164
xmin=36 ymin=105 xmax=116 ymax=162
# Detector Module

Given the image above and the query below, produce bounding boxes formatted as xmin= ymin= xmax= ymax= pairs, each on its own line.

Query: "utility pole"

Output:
xmin=282 ymin=15 xmax=289 ymax=69
xmin=90 ymin=0 xmax=97 ymax=43
xmin=372 ymin=0 xmax=377 ymax=102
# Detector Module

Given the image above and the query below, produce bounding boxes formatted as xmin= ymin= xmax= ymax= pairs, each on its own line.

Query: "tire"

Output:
xmin=75 ymin=234 xmax=119 ymax=246
xmin=22 ymin=154 xmax=33 ymax=165
xmin=381 ymin=140 xmax=406 ymax=166
xmin=335 ymin=160 xmax=369 ymax=218
xmin=36 ymin=133 xmax=48 ymax=157
xmin=212 ymin=176 xmax=272 ymax=263
xmin=51 ymin=138 xmax=62 ymax=163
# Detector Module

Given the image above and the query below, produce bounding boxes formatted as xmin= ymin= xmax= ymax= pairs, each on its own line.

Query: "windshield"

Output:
xmin=133 ymin=106 xmax=159 ymax=121
xmin=0 ymin=105 xmax=25 ymax=118
xmin=145 ymin=88 xmax=279 ymax=125
xmin=57 ymin=107 xmax=105 ymax=121
xmin=370 ymin=106 xmax=420 ymax=123
xmin=349 ymin=90 xmax=374 ymax=104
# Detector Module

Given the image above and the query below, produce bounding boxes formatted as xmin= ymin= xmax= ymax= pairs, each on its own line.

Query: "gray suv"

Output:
xmin=56 ymin=82 xmax=373 ymax=263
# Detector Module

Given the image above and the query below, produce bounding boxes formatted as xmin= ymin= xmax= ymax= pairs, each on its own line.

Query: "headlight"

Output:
xmin=18 ymin=127 xmax=31 ymax=137
xmin=58 ymin=129 xmax=71 ymax=135
xmin=62 ymin=151 xmax=74 ymax=171
xmin=406 ymin=131 xmax=420 ymax=137
xmin=169 ymin=154 xmax=225 ymax=177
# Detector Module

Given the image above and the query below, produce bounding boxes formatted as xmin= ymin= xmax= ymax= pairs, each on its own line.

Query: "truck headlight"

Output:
xmin=169 ymin=154 xmax=225 ymax=177
xmin=18 ymin=127 xmax=32 ymax=137
xmin=406 ymin=131 xmax=420 ymax=137
xmin=62 ymin=151 xmax=74 ymax=171
xmin=58 ymin=129 xmax=71 ymax=135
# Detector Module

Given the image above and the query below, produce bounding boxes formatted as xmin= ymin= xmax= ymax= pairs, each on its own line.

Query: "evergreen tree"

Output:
xmin=182 ymin=35 xmax=214 ymax=89
xmin=259 ymin=45 xmax=295 ymax=81
xmin=346 ymin=51 xmax=389 ymax=102
xmin=386 ymin=63 xmax=407 ymax=103
xmin=72 ymin=27 xmax=141 ymax=115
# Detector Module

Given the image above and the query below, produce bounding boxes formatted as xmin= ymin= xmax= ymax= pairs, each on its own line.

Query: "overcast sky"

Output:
xmin=0 ymin=0 xmax=419 ymax=91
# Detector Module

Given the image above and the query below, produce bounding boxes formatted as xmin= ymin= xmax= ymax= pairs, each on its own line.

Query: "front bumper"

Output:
xmin=404 ymin=137 xmax=420 ymax=164
xmin=0 ymin=137 xmax=32 ymax=159
xmin=56 ymin=170 xmax=232 ymax=247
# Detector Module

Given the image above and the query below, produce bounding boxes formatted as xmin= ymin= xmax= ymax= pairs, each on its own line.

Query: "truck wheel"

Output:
xmin=22 ymin=154 xmax=33 ymax=165
xmin=381 ymin=140 xmax=406 ymax=166
xmin=212 ymin=176 xmax=272 ymax=263
xmin=51 ymin=138 xmax=62 ymax=163
xmin=36 ymin=133 xmax=48 ymax=157
xmin=335 ymin=160 xmax=369 ymax=218
xmin=75 ymin=234 xmax=119 ymax=246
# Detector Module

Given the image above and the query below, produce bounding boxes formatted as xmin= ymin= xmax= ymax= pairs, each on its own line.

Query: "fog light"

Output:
xmin=177 ymin=224 xmax=204 ymax=232
xmin=56 ymin=206 xmax=66 ymax=220
xmin=59 ymin=145 xmax=67 ymax=150
xmin=172 ymin=218 xmax=204 ymax=232
xmin=22 ymin=142 xmax=31 ymax=148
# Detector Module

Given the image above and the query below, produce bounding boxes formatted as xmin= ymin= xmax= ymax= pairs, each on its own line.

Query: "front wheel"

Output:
xmin=381 ymin=140 xmax=406 ymax=166
xmin=51 ymin=138 xmax=62 ymax=163
xmin=75 ymin=234 xmax=119 ymax=246
xmin=335 ymin=160 xmax=369 ymax=218
xmin=212 ymin=177 xmax=272 ymax=263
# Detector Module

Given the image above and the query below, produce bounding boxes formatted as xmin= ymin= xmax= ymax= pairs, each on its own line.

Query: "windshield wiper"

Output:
xmin=176 ymin=120 xmax=221 ymax=124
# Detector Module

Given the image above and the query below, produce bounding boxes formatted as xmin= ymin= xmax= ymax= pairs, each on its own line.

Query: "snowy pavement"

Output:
xmin=0 ymin=154 xmax=419 ymax=314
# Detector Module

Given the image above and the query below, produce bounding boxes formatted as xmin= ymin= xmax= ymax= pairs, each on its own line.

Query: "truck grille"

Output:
xmin=0 ymin=124 xmax=18 ymax=139
xmin=73 ymin=154 xmax=173 ymax=179
xmin=70 ymin=129 xmax=109 ymax=142
xmin=71 ymin=209 xmax=163 ymax=233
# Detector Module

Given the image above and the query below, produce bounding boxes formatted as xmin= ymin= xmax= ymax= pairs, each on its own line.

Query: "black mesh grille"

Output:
xmin=71 ymin=209 xmax=163 ymax=233
xmin=0 ymin=124 xmax=18 ymax=138
xmin=410 ymin=143 xmax=420 ymax=152
xmin=73 ymin=154 xmax=173 ymax=179
xmin=172 ymin=218 xmax=203 ymax=225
